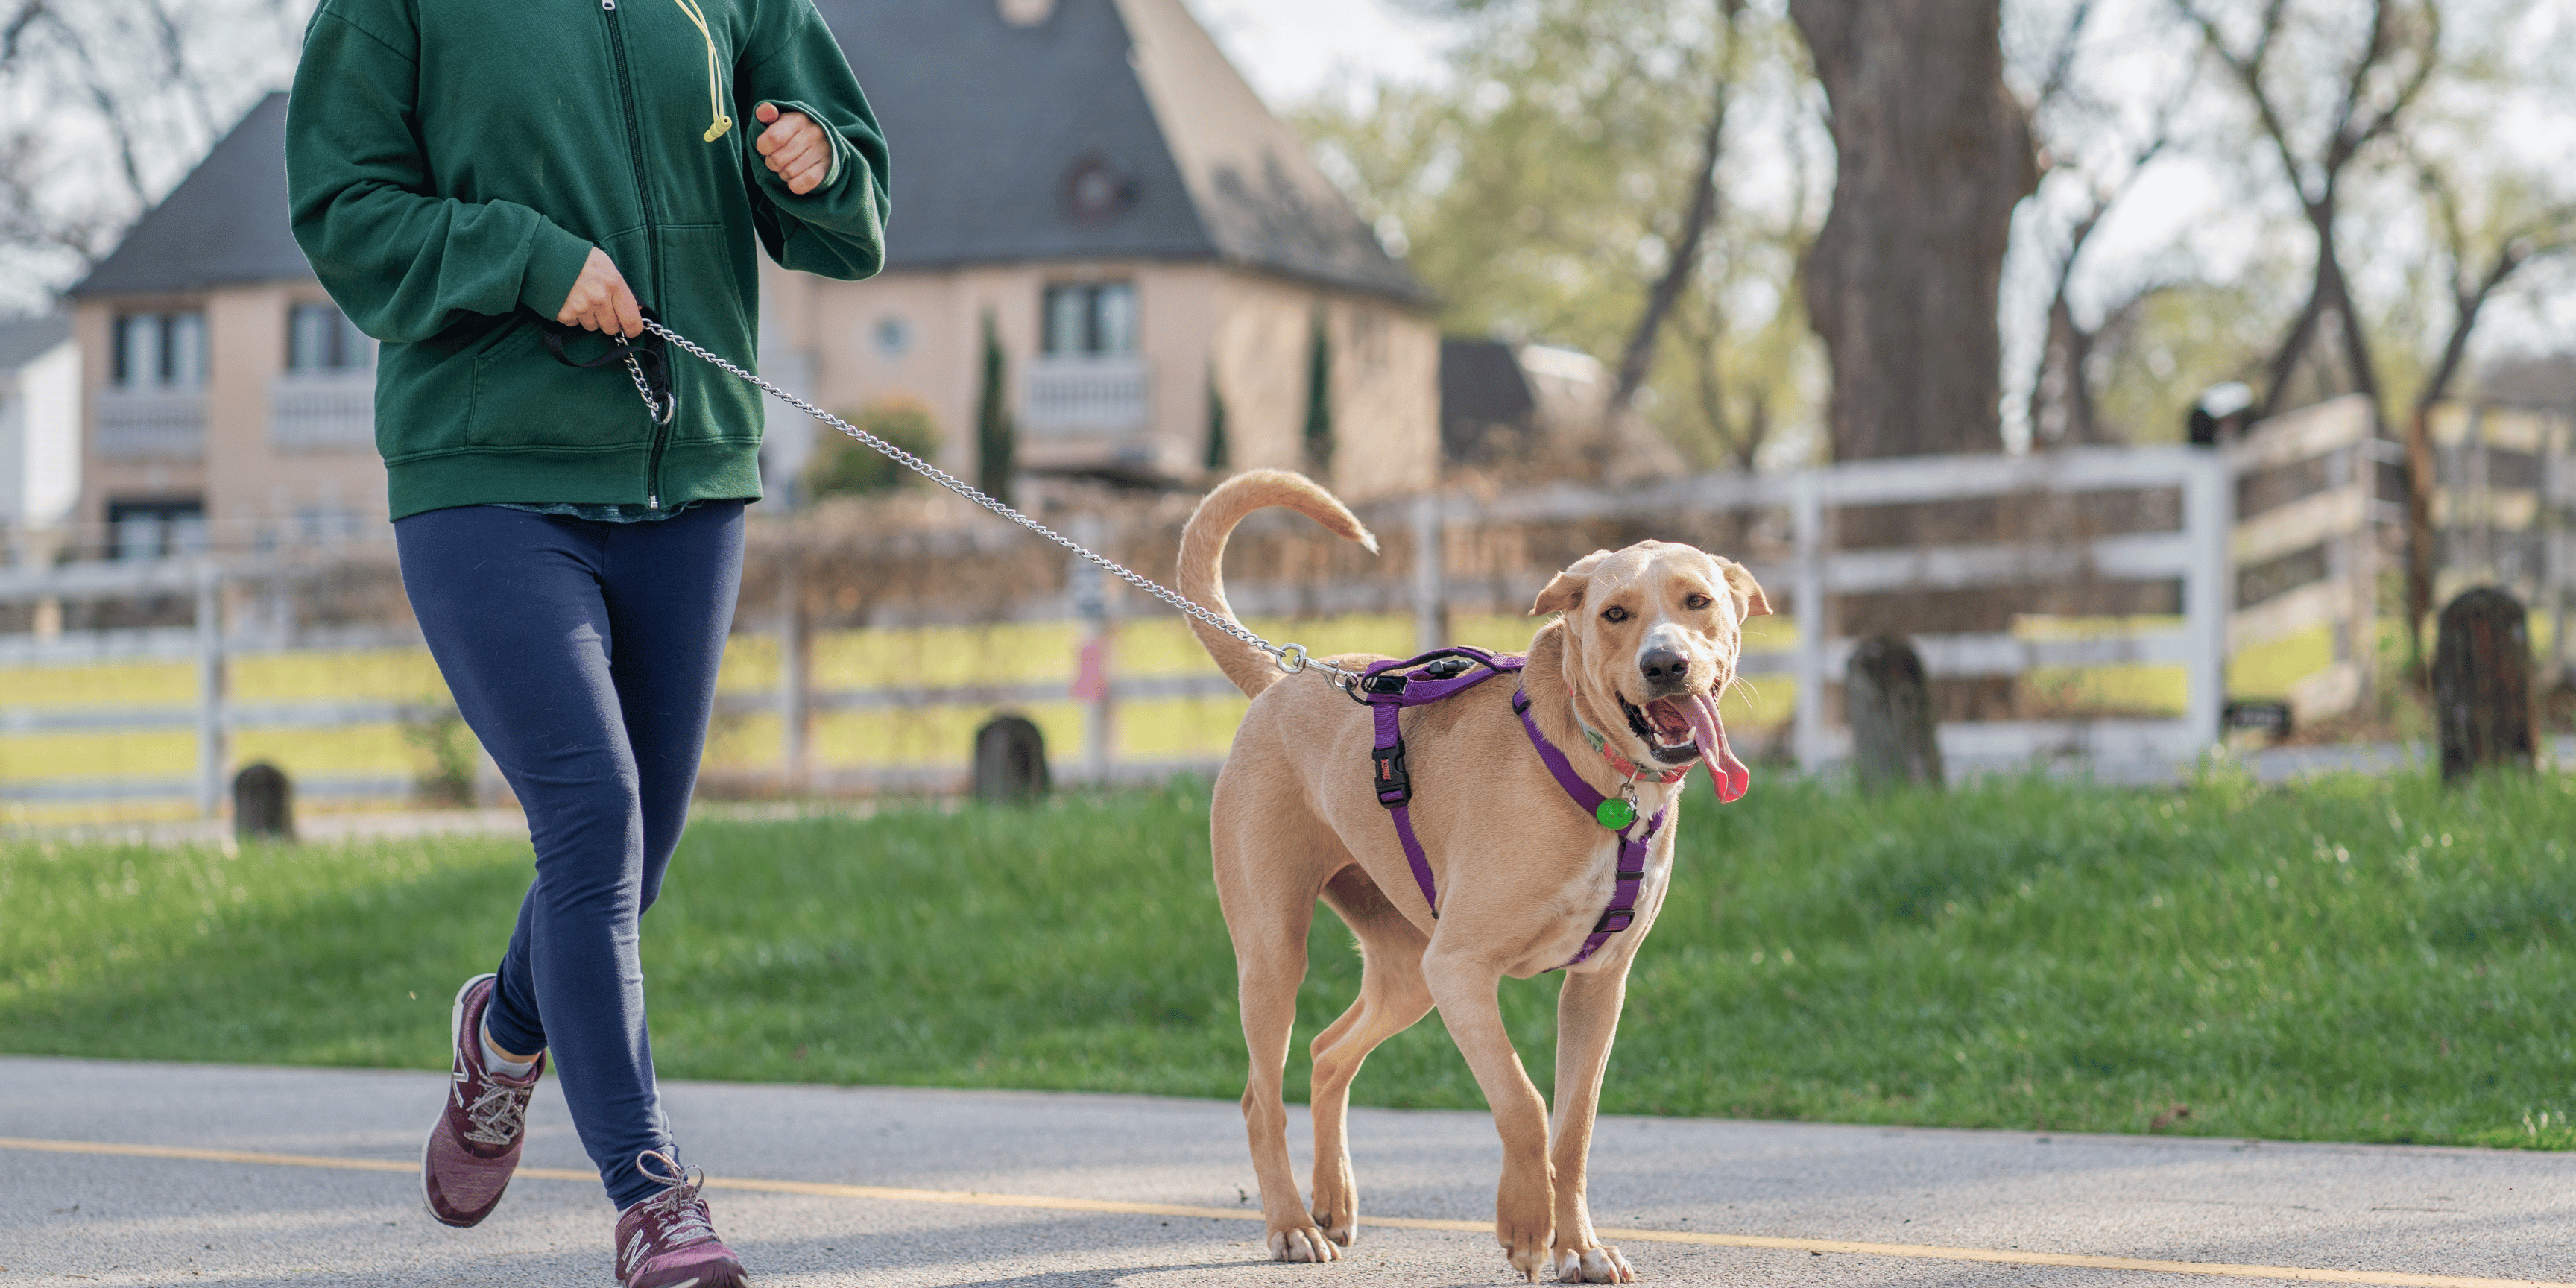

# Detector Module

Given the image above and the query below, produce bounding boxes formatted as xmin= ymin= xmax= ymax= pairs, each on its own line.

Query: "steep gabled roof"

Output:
xmin=70 ymin=92 xmax=303 ymax=298
xmin=73 ymin=1 xmax=1430 ymax=306
xmin=811 ymin=0 xmax=1429 ymax=304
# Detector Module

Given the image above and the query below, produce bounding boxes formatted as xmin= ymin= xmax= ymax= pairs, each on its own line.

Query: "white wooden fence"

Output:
xmin=1410 ymin=446 xmax=2232 ymax=777
xmin=2427 ymin=400 xmax=2575 ymax=675
xmin=0 ymin=439 xmax=2310 ymax=811
xmin=2223 ymin=395 xmax=2399 ymax=722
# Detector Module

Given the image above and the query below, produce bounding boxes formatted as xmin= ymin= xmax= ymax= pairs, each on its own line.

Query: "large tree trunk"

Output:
xmin=1791 ymin=0 xmax=2036 ymax=460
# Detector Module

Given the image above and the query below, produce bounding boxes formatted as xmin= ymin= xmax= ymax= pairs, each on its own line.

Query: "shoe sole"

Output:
xmin=424 ymin=972 xmax=501 ymax=1228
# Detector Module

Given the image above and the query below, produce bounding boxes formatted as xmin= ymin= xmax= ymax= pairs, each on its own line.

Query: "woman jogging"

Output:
xmin=285 ymin=0 xmax=888 ymax=1283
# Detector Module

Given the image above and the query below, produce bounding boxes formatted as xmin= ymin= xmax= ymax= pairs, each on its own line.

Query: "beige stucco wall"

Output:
xmin=1208 ymin=272 xmax=1437 ymax=501
xmin=76 ymin=284 xmax=390 ymax=545
xmin=208 ymin=282 xmax=391 ymax=531
xmin=74 ymin=296 xmax=202 ymax=536
xmin=773 ymin=259 xmax=1436 ymax=502
xmin=72 ymin=258 xmax=1439 ymax=544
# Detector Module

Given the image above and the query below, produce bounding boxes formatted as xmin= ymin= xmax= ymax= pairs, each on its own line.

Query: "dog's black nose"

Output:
xmin=1638 ymin=646 xmax=1689 ymax=686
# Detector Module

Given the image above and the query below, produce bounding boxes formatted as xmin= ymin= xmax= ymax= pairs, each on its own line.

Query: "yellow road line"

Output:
xmin=2 ymin=1135 xmax=2560 ymax=1288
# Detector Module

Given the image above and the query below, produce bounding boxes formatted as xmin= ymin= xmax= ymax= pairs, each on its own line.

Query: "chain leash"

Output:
xmin=640 ymin=319 xmax=1354 ymax=686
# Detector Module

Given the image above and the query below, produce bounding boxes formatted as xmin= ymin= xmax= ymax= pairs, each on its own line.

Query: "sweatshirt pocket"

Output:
xmin=466 ymin=318 xmax=657 ymax=451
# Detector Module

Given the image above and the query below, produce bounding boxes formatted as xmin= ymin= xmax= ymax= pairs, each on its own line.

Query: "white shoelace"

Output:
xmin=459 ymin=1080 xmax=528 ymax=1147
xmin=634 ymin=1149 xmax=717 ymax=1248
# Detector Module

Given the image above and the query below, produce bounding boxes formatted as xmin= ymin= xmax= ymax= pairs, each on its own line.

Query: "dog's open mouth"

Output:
xmin=1620 ymin=690 xmax=1752 ymax=803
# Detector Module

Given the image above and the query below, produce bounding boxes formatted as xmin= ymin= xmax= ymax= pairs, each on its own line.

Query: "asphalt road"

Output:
xmin=1 ymin=1055 xmax=2569 ymax=1287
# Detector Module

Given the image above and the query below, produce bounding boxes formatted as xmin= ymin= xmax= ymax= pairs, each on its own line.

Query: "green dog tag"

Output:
xmin=1595 ymin=798 xmax=1636 ymax=830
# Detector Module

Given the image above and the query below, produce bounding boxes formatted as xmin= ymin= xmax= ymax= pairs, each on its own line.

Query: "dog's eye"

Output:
xmin=1601 ymin=606 xmax=1629 ymax=623
xmin=1685 ymin=593 xmax=1713 ymax=610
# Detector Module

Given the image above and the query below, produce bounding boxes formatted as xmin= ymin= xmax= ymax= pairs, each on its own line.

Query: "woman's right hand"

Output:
xmin=557 ymin=247 xmax=644 ymax=338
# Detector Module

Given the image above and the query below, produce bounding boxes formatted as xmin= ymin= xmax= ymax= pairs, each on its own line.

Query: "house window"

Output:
xmin=113 ymin=312 xmax=207 ymax=388
xmin=873 ymin=315 xmax=912 ymax=359
xmin=288 ymin=302 xmax=373 ymax=373
xmin=1042 ymin=282 xmax=1137 ymax=357
xmin=107 ymin=496 xmax=206 ymax=561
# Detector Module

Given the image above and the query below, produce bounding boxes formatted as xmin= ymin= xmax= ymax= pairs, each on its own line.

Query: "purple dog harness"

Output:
xmin=1357 ymin=648 xmax=1671 ymax=968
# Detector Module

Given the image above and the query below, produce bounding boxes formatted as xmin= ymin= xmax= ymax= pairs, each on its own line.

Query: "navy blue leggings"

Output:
xmin=395 ymin=501 xmax=744 ymax=1210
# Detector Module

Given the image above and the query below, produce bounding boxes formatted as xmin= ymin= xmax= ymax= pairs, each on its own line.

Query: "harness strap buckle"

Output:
xmin=1371 ymin=742 xmax=1412 ymax=807
xmin=1593 ymin=907 xmax=1635 ymax=933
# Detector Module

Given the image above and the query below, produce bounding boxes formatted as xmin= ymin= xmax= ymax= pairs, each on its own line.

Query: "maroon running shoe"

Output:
xmin=422 ymin=972 xmax=544 ymax=1228
xmin=614 ymin=1150 xmax=747 ymax=1288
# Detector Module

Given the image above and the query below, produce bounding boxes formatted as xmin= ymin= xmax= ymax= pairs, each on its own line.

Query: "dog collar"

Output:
xmin=1576 ymin=722 xmax=1693 ymax=786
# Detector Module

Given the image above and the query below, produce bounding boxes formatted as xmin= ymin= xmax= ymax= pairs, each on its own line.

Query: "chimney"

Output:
xmin=999 ymin=0 xmax=1056 ymax=25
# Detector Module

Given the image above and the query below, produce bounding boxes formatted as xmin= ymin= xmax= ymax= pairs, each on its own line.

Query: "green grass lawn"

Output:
xmin=5 ymin=768 xmax=2572 ymax=1150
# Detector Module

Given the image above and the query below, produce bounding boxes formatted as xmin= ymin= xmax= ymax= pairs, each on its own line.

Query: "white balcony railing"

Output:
xmin=1020 ymin=356 xmax=1150 ymax=438
xmin=270 ymin=372 xmax=376 ymax=453
xmin=95 ymin=388 xmax=206 ymax=459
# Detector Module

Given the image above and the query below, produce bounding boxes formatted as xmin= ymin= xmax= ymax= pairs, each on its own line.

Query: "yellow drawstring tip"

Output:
xmin=704 ymin=117 xmax=733 ymax=142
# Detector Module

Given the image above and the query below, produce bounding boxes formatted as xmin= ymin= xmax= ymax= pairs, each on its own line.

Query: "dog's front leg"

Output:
xmin=1424 ymin=948 xmax=1555 ymax=1283
xmin=1547 ymin=965 xmax=1637 ymax=1283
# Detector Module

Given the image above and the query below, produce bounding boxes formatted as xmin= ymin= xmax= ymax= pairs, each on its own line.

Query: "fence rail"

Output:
xmin=36 ymin=417 xmax=2572 ymax=815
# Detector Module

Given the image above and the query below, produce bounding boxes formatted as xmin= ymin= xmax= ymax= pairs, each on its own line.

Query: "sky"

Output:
xmin=1181 ymin=0 xmax=1453 ymax=107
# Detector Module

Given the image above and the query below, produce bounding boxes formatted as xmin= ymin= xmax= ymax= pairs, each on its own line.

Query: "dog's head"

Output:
xmin=1531 ymin=540 xmax=1770 ymax=801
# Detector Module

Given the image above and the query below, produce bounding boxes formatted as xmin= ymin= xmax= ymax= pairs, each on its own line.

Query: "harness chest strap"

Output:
xmin=1364 ymin=648 xmax=1527 ymax=918
xmin=1360 ymin=648 xmax=1667 ymax=970
xmin=1512 ymin=689 xmax=1667 ymax=967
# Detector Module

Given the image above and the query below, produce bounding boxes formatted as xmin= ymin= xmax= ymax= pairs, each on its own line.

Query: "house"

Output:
xmin=60 ymin=0 xmax=1438 ymax=555
xmin=0 ymin=312 xmax=81 ymax=546
xmin=1437 ymin=337 xmax=1611 ymax=473
xmin=771 ymin=0 xmax=1438 ymax=499
xmin=66 ymin=92 xmax=381 ymax=560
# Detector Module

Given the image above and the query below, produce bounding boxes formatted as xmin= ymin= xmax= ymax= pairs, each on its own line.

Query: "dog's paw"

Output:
xmin=1310 ymin=1205 xmax=1357 ymax=1247
xmin=1556 ymin=1245 xmax=1636 ymax=1283
xmin=1500 ymin=1222 xmax=1554 ymax=1282
xmin=1269 ymin=1225 xmax=1342 ymax=1263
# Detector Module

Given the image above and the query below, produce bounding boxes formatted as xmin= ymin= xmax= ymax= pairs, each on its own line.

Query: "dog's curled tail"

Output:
xmin=1178 ymin=470 xmax=1377 ymax=698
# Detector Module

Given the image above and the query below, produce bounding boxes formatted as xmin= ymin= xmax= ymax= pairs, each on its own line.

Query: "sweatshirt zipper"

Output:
xmin=602 ymin=0 xmax=670 ymax=509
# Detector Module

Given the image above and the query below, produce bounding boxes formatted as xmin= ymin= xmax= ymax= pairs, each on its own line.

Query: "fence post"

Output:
xmin=2548 ymin=418 xmax=2570 ymax=680
xmin=777 ymin=542 xmax=809 ymax=796
xmin=2182 ymin=448 xmax=2232 ymax=754
xmin=1412 ymin=490 xmax=1447 ymax=652
xmin=1070 ymin=514 xmax=1112 ymax=784
xmin=194 ymin=560 xmax=227 ymax=819
xmin=2434 ymin=586 xmax=2534 ymax=783
xmin=1790 ymin=470 xmax=1826 ymax=773
xmin=1847 ymin=634 xmax=1942 ymax=792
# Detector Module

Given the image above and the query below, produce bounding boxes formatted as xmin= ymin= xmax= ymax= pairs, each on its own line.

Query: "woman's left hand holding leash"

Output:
xmin=754 ymin=103 xmax=832 ymax=195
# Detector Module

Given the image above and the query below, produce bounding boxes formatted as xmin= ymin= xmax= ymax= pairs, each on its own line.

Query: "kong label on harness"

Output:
xmin=1372 ymin=743 xmax=1412 ymax=806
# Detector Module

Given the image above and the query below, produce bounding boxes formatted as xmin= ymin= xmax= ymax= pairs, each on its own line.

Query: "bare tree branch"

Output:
xmin=0 ymin=0 xmax=45 ymax=70
xmin=2176 ymin=0 xmax=2435 ymax=420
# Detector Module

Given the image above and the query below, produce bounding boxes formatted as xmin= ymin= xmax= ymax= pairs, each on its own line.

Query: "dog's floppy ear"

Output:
xmin=1531 ymin=549 xmax=1614 ymax=616
xmin=1716 ymin=557 xmax=1772 ymax=619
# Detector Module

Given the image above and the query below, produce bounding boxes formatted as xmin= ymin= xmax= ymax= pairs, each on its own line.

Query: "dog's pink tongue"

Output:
xmin=1686 ymin=692 xmax=1750 ymax=803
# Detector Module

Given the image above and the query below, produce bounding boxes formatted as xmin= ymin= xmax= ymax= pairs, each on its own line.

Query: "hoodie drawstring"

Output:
xmin=669 ymin=0 xmax=733 ymax=142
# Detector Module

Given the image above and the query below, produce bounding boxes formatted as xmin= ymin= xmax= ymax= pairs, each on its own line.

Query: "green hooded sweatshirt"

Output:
xmin=285 ymin=0 xmax=889 ymax=520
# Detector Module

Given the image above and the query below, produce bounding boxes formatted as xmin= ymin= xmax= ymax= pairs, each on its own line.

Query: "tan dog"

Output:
xmin=1179 ymin=470 xmax=1770 ymax=1284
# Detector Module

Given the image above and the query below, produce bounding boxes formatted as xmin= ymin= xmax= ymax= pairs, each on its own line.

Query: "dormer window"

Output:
xmin=1043 ymin=282 xmax=1137 ymax=356
xmin=288 ymin=302 xmax=374 ymax=373
xmin=114 ymin=311 xmax=206 ymax=389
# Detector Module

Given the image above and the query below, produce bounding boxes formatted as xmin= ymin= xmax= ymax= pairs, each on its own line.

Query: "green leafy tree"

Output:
xmin=1302 ymin=312 xmax=1333 ymax=476
xmin=1296 ymin=0 xmax=1825 ymax=470
xmin=976 ymin=312 xmax=1015 ymax=506
xmin=1204 ymin=368 xmax=1231 ymax=473
xmin=806 ymin=400 xmax=941 ymax=499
